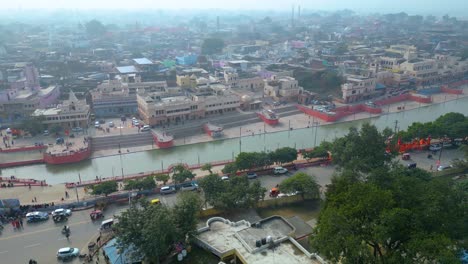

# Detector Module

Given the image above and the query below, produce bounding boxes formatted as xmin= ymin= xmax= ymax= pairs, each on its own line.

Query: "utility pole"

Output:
xmin=75 ymin=185 xmax=79 ymax=202
xmin=394 ymin=120 xmax=399 ymax=134
xmin=239 ymin=127 xmax=242 ymax=153
xmin=314 ymin=122 xmax=318 ymax=147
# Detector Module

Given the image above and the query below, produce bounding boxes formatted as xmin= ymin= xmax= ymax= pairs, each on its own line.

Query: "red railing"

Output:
xmin=0 ymin=145 xmax=47 ymax=153
xmin=0 ymin=159 xmax=45 ymax=168
xmin=296 ymin=104 xmax=382 ymax=122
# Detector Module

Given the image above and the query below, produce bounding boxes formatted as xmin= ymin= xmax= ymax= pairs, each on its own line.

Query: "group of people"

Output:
xmin=20 ymin=202 xmax=55 ymax=212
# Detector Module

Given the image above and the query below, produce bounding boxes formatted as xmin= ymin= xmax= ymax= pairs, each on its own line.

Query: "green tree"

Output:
xmin=312 ymin=165 xmax=466 ymax=263
xmin=201 ymin=163 xmax=213 ymax=174
xmin=198 ymin=173 xmax=224 ymax=207
xmin=124 ymin=176 xmax=156 ymax=191
xmin=303 ymin=141 xmax=332 ymax=159
xmin=172 ymin=164 xmax=195 ymax=184
xmin=279 ymin=172 xmax=320 ymax=200
xmin=154 ymin=174 xmax=170 ymax=185
xmin=173 ymin=192 xmax=202 ymax=239
xmin=221 ymin=163 xmax=237 ymax=175
xmin=331 ymin=124 xmax=391 ymax=173
xmin=201 ymin=38 xmax=224 ymax=55
xmin=115 ymin=201 xmax=176 ymax=264
xmin=212 ymin=176 xmax=266 ymax=210
xmin=85 ymin=19 xmax=106 ymax=37
xmin=269 ymin=147 xmax=297 ymax=164
xmin=235 ymin=151 xmax=271 ymax=170
xmin=18 ymin=116 xmax=45 ymax=136
xmin=91 ymin=181 xmax=118 ymax=196
xmin=49 ymin=124 xmax=63 ymax=135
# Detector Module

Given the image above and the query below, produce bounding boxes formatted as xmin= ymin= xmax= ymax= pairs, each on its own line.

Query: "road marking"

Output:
xmin=57 ymin=237 xmax=67 ymax=241
xmin=24 ymin=243 xmax=41 ymax=248
xmin=0 ymin=220 xmax=90 ymax=241
xmin=0 ymin=251 xmax=8 ymax=254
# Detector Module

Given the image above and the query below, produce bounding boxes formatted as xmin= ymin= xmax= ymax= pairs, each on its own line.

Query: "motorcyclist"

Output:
xmin=62 ymin=225 xmax=70 ymax=233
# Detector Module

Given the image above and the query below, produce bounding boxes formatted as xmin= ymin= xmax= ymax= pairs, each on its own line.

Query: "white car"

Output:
xmin=437 ymin=165 xmax=452 ymax=171
xmin=94 ymin=121 xmax=100 ymax=128
xmin=429 ymin=144 xmax=441 ymax=151
xmin=57 ymin=247 xmax=79 ymax=260
xmin=140 ymin=125 xmax=151 ymax=132
xmin=133 ymin=120 xmax=140 ymax=126
xmin=52 ymin=208 xmax=72 ymax=217
xmin=160 ymin=186 xmax=176 ymax=195
xmin=221 ymin=175 xmax=229 ymax=181
xmin=108 ymin=121 xmax=115 ymax=128
xmin=273 ymin=166 xmax=288 ymax=174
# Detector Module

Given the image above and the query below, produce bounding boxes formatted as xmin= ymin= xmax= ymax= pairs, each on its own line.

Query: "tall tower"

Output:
xmin=291 ymin=5 xmax=295 ymax=27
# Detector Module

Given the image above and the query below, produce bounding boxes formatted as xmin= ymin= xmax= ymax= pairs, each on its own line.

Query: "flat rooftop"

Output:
xmin=196 ymin=217 xmax=321 ymax=264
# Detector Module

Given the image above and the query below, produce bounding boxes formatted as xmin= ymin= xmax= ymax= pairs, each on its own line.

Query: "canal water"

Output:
xmin=2 ymin=97 xmax=468 ymax=184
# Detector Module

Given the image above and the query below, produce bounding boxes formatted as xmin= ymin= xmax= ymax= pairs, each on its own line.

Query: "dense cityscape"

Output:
xmin=0 ymin=2 xmax=467 ymax=264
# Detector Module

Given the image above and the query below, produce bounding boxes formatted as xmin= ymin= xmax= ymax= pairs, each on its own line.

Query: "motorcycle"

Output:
xmin=61 ymin=226 xmax=71 ymax=235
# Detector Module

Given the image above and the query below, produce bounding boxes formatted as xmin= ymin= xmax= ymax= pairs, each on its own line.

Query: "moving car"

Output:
xmin=180 ymin=182 xmax=199 ymax=191
xmin=56 ymin=247 xmax=79 ymax=260
xmin=437 ymin=165 xmax=452 ymax=171
xmin=94 ymin=121 xmax=100 ymax=128
xmin=98 ymin=120 xmax=105 ymax=124
xmin=108 ymin=121 xmax=114 ymax=128
xmin=71 ymin=127 xmax=83 ymax=132
xmin=43 ymin=130 xmax=49 ymax=136
xmin=140 ymin=125 xmax=151 ymax=132
xmin=52 ymin=208 xmax=72 ymax=217
xmin=273 ymin=166 xmax=288 ymax=174
xmin=26 ymin=211 xmax=49 ymax=223
xmin=429 ymin=144 xmax=441 ymax=151
xmin=246 ymin=172 xmax=257 ymax=179
xmin=160 ymin=186 xmax=176 ymax=195
xmin=150 ymin=199 xmax=161 ymax=205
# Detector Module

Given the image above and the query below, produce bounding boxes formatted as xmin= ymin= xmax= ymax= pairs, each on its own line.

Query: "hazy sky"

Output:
xmin=1 ymin=0 xmax=467 ymax=16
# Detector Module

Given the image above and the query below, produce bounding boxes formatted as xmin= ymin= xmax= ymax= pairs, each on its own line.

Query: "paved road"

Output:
xmin=0 ymin=169 xmax=335 ymax=263
xmin=0 ymin=205 xmax=127 ymax=264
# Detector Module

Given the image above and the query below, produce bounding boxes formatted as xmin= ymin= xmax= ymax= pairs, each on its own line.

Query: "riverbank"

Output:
xmin=91 ymin=86 xmax=468 ymax=159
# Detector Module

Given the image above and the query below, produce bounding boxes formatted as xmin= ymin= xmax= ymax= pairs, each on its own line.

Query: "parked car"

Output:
xmin=71 ymin=127 xmax=83 ymax=132
xmin=160 ymin=186 xmax=176 ymax=195
xmin=273 ymin=166 xmax=288 ymax=174
xmin=442 ymin=142 xmax=452 ymax=148
xmin=429 ymin=144 xmax=442 ymax=151
xmin=52 ymin=208 xmax=72 ymax=217
xmin=94 ymin=121 xmax=100 ymax=128
xmin=26 ymin=211 xmax=49 ymax=223
xmin=56 ymin=137 xmax=64 ymax=144
xmin=133 ymin=120 xmax=140 ymax=126
xmin=98 ymin=120 xmax=105 ymax=124
xmin=140 ymin=125 xmax=151 ymax=132
xmin=43 ymin=130 xmax=49 ymax=136
xmin=437 ymin=165 xmax=452 ymax=171
xmin=120 ymin=115 xmax=127 ymax=122
xmin=56 ymin=247 xmax=79 ymax=260
xmin=221 ymin=175 xmax=229 ymax=181
xmin=108 ymin=121 xmax=114 ymax=128
xmin=246 ymin=172 xmax=257 ymax=179
xmin=407 ymin=163 xmax=417 ymax=169
xmin=180 ymin=182 xmax=199 ymax=191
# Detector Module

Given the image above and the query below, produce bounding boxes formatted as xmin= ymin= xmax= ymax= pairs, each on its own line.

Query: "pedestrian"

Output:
xmin=32 ymin=199 xmax=34 ymax=203
xmin=11 ymin=140 xmax=14 ymax=146
xmin=28 ymin=183 xmax=31 ymax=189
xmin=430 ymin=164 xmax=433 ymax=171
xmin=34 ymin=197 xmax=37 ymax=202
xmin=19 ymin=218 xmax=23 ymax=228
xmin=65 ymin=191 xmax=69 ymax=198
